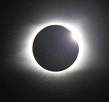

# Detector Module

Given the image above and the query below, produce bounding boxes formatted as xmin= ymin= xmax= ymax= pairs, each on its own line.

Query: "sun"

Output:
xmin=20 ymin=20 xmax=85 ymax=76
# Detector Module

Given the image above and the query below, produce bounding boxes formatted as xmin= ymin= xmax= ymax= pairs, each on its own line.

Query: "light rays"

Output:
xmin=18 ymin=19 xmax=87 ymax=77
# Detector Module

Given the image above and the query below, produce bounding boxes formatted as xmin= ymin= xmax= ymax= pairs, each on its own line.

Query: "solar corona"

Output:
xmin=24 ymin=21 xmax=84 ymax=74
xmin=20 ymin=20 xmax=86 ymax=76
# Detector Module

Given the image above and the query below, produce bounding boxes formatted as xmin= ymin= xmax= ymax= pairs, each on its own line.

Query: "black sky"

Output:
xmin=1 ymin=0 xmax=109 ymax=101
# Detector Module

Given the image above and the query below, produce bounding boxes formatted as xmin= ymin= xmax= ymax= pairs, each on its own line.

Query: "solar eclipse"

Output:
xmin=15 ymin=20 xmax=85 ymax=75
xmin=1 ymin=1 xmax=108 ymax=101
xmin=22 ymin=20 xmax=85 ymax=75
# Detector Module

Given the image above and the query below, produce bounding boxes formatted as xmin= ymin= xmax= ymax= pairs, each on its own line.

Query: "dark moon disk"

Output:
xmin=33 ymin=25 xmax=79 ymax=71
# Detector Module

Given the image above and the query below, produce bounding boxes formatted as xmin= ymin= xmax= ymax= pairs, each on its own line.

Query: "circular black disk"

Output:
xmin=33 ymin=25 xmax=79 ymax=71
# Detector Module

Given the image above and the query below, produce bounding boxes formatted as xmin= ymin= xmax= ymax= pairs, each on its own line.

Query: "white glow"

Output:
xmin=71 ymin=27 xmax=82 ymax=44
xmin=18 ymin=19 xmax=87 ymax=77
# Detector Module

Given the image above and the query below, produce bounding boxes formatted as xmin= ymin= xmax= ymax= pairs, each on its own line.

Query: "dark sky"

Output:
xmin=1 ymin=0 xmax=109 ymax=101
